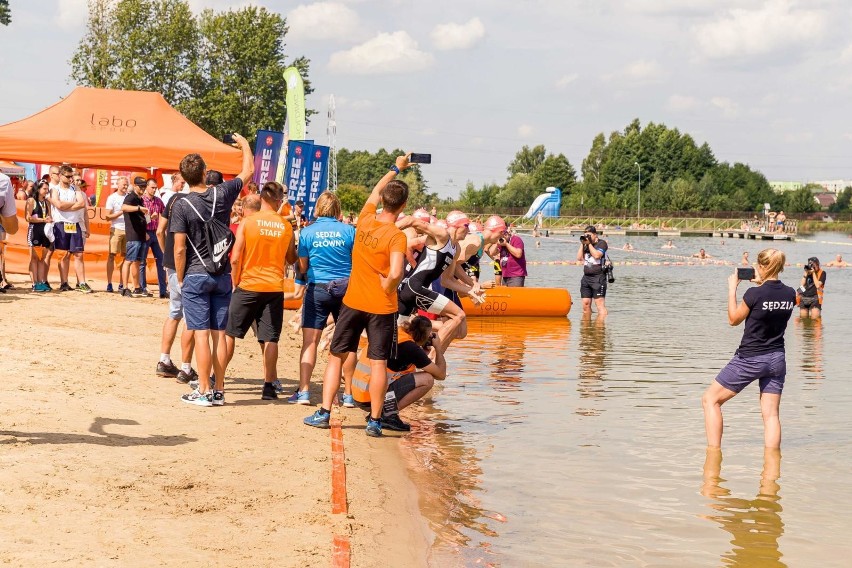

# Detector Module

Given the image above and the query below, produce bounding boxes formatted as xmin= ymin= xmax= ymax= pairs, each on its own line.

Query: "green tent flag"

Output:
xmin=284 ymin=67 xmax=306 ymax=142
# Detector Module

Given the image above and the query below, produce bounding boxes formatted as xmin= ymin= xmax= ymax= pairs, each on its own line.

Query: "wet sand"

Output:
xmin=0 ymin=275 xmax=429 ymax=567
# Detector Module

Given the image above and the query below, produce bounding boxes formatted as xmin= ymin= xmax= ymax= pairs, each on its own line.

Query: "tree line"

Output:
xmin=71 ymin=0 xmax=312 ymax=145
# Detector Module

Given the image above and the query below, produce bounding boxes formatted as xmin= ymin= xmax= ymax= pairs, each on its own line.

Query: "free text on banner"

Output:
xmin=306 ymin=145 xmax=329 ymax=221
xmin=252 ymin=130 xmax=285 ymax=187
xmin=285 ymin=140 xmax=313 ymax=205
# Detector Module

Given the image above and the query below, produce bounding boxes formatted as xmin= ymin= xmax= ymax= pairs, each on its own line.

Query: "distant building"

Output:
xmin=769 ymin=181 xmax=804 ymax=193
xmin=812 ymin=180 xmax=851 ymax=193
xmin=770 ymin=180 xmax=850 ymax=194
xmin=815 ymin=193 xmax=837 ymax=209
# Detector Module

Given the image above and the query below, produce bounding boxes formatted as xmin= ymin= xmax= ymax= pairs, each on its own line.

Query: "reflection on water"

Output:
xmin=701 ymin=448 xmax=786 ymax=567
xmin=577 ymin=314 xmax=609 ymax=414
xmin=795 ymin=317 xmax=824 ymax=383
xmin=397 ymin=233 xmax=852 ymax=567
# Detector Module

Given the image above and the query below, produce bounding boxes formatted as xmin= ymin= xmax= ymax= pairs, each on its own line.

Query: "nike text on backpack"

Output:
xmin=182 ymin=187 xmax=235 ymax=275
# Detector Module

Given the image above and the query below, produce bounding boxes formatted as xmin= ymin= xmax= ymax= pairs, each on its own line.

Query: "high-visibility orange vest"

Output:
xmin=815 ymin=268 xmax=825 ymax=305
xmin=351 ymin=328 xmax=417 ymax=404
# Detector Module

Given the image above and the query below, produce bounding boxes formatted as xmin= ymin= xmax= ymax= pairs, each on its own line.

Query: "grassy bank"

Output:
xmin=797 ymin=221 xmax=852 ymax=234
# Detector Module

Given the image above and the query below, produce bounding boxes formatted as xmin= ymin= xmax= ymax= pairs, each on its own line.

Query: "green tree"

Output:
xmin=829 ymin=186 xmax=851 ymax=212
xmin=581 ymin=133 xmax=606 ymax=183
xmin=495 ymin=173 xmax=536 ymax=208
xmin=507 ymin=145 xmax=546 ymax=176
xmin=71 ymin=0 xmax=198 ymax=106
xmin=783 ymin=186 xmax=818 ymax=213
xmin=532 ymin=153 xmax=577 ymax=192
xmin=457 ymin=181 xmax=500 ymax=208
xmin=335 ymin=184 xmax=370 ymax=214
xmin=668 ymin=178 xmax=702 ymax=211
xmin=70 ymin=0 xmax=114 ymax=87
xmin=182 ymin=6 xmax=306 ymax=142
xmin=0 ymin=1 xmax=11 ymax=26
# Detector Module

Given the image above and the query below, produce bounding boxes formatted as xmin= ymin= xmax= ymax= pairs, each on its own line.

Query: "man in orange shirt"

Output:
xmin=305 ymin=154 xmax=412 ymax=436
xmin=225 ymin=181 xmax=297 ymax=400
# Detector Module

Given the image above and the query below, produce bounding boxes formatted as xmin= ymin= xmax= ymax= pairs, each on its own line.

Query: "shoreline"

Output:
xmin=0 ymin=274 xmax=430 ymax=567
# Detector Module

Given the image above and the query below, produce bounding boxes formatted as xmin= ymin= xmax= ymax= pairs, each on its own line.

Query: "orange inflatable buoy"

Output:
xmin=461 ymin=287 xmax=571 ymax=317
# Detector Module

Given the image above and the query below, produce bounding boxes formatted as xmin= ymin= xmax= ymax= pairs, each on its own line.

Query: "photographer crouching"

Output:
xmin=577 ymin=225 xmax=611 ymax=316
xmin=798 ymin=256 xmax=826 ymax=318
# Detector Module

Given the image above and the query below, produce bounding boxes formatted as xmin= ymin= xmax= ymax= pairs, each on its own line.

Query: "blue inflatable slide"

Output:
xmin=524 ymin=187 xmax=561 ymax=218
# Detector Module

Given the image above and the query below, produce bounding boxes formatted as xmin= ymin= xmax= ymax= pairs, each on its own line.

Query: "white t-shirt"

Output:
xmin=0 ymin=173 xmax=16 ymax=218
xmin=50 ymin=185 xmax=85 ymax=224
xmin=105 ymin=191 xmax=127 ymax=230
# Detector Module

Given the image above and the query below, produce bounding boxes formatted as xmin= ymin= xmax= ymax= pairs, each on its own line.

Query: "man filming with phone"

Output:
xmin=798 ymin=256 xmax=825 ymax=318
xmin=577 ymin=225 xmax=608 ymax=316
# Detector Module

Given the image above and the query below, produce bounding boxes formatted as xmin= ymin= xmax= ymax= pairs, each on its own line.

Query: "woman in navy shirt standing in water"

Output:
xmin=702 ymin=249 xmax=796 ymax=449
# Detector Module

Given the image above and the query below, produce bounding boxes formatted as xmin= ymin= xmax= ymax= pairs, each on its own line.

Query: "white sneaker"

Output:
xmin=181 ymin=389 xmax=212 ymax=407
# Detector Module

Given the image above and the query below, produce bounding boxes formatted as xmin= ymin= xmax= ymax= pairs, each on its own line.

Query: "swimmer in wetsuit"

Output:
xmin=397 ymin=210 xmax=483 ymax=348
xmin=458 ymin=214 xmax=508 ymax=288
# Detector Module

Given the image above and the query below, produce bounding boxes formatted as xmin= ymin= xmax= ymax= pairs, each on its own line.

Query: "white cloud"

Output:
xmin=336 ymin=96 xmax=374 ymax=111
xmin=710 ymin=96 xmax=739 ymax=118
xmin=287 ymin=2 xmax=363 ymax=42
xmin=555 ymin=74 xmax=579 ymax=90
xmin=56 ymin=0 xmax=87 ymax=29
xmin=604 ymin=59 xmax=666 ymax=83
xmin=328 ymin=31 xmax=434 ymax=75
xmin=668 ymin=94 xmax=702 ymax=112
xmin=693 ymin=0 xmax=827 ymax=60
xmin=430 ymin=18 xmax=486 ymax=51
xmin=517 ymin=124 xmax=534 ymax=138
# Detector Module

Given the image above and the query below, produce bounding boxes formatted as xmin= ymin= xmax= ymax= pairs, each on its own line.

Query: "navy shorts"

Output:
xmin=181 ymin=273 xmax=233 ymax=331
xmin=53 ymin=223 xmax=85 ymax=253
xmin=302 ymin=283 xmax=343 ymax=330
xmin=125 ymin=240 xmax=146 ymax=262
xmin=715 ymin=351 xmax=786 ymax=394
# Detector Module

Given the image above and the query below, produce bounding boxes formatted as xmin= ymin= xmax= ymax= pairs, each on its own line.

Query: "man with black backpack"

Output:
xmin=170 ymin=134 xmax=254 ymax=407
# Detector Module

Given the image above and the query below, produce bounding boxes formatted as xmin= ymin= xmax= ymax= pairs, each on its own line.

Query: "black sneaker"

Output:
xmin=261 ymin=383 xmax=278 ymax=400
xmin=59 ymin=282 xmax=73 ymax=292
xmin=176 ymin=368 xmax=198 ymax=384
xmin=156 ymin=361 xmax=180 ymax=378
xmin=380 ymin=414 xmax=411 ymax=432
xmin=121 ymin=288 xmax=132 ymax=297
xmin=131 ymin=287 xmax=147 ymax=297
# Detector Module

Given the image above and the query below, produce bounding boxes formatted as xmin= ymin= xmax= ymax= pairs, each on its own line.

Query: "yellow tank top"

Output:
xmin=238 ymin=210 xmax=293 ymax=292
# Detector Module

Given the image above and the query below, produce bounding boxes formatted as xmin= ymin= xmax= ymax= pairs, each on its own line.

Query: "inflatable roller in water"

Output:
xmin=461 ymin=287 xmax=571 ymax=317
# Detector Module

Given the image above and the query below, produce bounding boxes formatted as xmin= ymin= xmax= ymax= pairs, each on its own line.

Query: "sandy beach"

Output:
xmin=0 ymin=274 xmax=429 ymax=567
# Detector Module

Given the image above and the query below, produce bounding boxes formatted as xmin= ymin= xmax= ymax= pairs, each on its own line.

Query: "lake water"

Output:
xmin=399 ymin=232 xmax=852 ymax=567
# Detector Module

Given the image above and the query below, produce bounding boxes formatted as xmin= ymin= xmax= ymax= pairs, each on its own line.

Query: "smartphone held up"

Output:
xmin=737 ymin=267 xmax=756 ymax=281
xmin=409 ymin=153 xmax=431 ymax=164
xmin=222 ymin=133 xmax=237 ymax=145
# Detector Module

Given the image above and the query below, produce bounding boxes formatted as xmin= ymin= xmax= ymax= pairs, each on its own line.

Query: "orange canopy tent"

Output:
xmin=0 ymin=87 xmax=242 ymax=173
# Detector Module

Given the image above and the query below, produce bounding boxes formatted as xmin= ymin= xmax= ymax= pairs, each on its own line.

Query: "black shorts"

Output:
xmin=389 ymin=373 xmax=416 ymax=401
xmin=799 ymin=295 xmax=821 ymax=310
xmin=225 ymin=288 xmax=284 ymax=343
xmin=580 ymin=273 xmax=607 ymax=299
xmin=398 ymin=281 xmax=451 ymax=316
xmin=330 ymin=304 xmax=397 ymax=360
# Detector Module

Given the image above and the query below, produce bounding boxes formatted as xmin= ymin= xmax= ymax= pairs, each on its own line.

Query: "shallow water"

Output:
xmin=401 ymin=232 xmax=852 ymax=567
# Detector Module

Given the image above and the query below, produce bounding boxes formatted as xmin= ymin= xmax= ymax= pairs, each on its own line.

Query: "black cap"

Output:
xmin=133 ymin=176 xmax=146 ymax=188
xmin=205 ymin=170 xmax=224 ymax=186
xmin=584 ymin=225 xmax=597 ymax=234
xmin=808 ymin=256 xmax=819 ymax=264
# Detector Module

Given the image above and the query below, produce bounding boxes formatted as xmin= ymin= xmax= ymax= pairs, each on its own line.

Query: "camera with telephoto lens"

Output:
xmin=580 ymin=234 xmax=589 ymax=243
xmin=605 ymin=263 xmax=615 ymax=283
xmin=805 ymin=261 xmax=815 ymax=272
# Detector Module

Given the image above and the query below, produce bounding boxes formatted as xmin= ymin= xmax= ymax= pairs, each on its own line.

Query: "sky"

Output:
xmin=2 ymin=0 xmax=852 ymax=197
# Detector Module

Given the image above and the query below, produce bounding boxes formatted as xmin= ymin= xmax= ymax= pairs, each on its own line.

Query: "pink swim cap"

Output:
xmin=484 ymin=215 xmax=507 ymax=232
xmin=446 ymin=210 xmax=471 ymax=228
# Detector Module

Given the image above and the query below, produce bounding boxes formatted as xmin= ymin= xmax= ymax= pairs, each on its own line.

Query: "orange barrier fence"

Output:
xmin=4 ymin=201 xmax=160 ymax=285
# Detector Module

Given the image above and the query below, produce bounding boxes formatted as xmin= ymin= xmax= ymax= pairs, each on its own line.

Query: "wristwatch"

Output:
xmin=389 ymin=165 xmax=400 ymax=174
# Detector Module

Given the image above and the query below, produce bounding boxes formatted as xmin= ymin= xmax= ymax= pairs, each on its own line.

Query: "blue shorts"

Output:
xmin=181 ymin=273 xmax=232 ymax=331
xmin=53 ymin=223 xmax=85 ymax=253
xmin=166 ymin=269 xmax=182 ymax=320
xmin=125 ymin=240 xmax=146 ymax=262
xmin=715 ymin=351 xmax=786 ymax=394
xmin=302 ymin=283 xmax=343 ymax=330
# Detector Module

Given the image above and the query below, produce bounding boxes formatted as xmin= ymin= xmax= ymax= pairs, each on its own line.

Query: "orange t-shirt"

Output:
xmin=237 ymin=209 xmax=293 ymax=292
xmin=343 ymin=202 xmax=407 ymax=314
